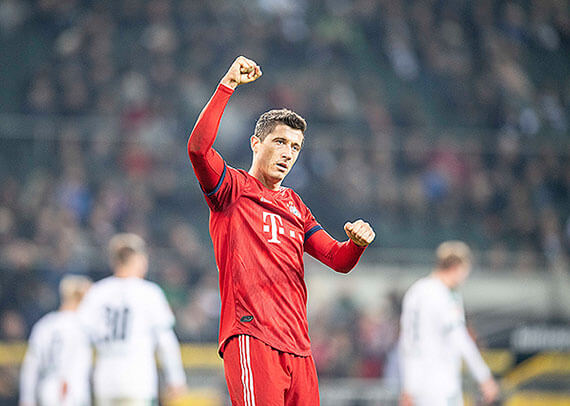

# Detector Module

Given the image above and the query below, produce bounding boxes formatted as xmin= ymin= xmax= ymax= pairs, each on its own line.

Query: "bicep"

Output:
xmin=401 ymin=303 xmax=421 ymax=347
xmin=304 ymin=228 xmax=336 ymax=264
xmin=190 ymin=147 xmax=226 ymax=194
xmin=449 ymin=323 xmax=474 ymax=353
xmin=150 ymin=289 xmax=175 ymax=331
xmin=20 ymin=331 xmax=42 ymax=397
xmin=77 ymin=297 xmax=98 ymax=338
xmin=201 ymin=165 xmax=245 ymax=211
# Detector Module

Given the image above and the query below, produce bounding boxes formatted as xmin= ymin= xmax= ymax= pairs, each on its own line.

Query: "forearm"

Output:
xmin=62 ymin=338 xmax=92 ymax=397
xmin=305 ymin=229 xmax=366 ymax=273
xmin=398 ymin=344 xmax=421 ymax=393
xmin=156 ymin=329 xmax=186 ymax=387
xmin=187 ymin=84 xmax=233 ymax=192
xmin=19 ymin=352 xmax=39 ymax=406
xmin=401 ymin=358 xmax=421 ymax=393
xmin=451 ymin=326 xmax=491 ymax=383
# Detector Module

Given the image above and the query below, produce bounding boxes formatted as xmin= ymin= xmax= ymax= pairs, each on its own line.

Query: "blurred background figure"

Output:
xmin=19 ymin=275 xmax=92 ymax=406
xmin=77 ymin=233 xmax=187 ymax=406
xmin=399 ymin=241 xmax=498 ymax=406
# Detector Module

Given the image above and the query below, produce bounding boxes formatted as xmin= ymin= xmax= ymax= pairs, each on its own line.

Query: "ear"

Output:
xmin=250 ymin=135 xmax=260 ymax=153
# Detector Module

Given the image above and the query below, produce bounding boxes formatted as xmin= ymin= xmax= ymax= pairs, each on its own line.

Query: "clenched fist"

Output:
xmin=220 ymin=56 xmax=262 ymax=89
xmin=344 ymin=219 xmax=375 ymax=247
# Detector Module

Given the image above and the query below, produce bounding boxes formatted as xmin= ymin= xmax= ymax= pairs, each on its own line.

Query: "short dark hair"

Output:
xmin=254 ymin=109 xmax=306 ymax=141
xmin=109 ymin=233 xmax=147 ymax=268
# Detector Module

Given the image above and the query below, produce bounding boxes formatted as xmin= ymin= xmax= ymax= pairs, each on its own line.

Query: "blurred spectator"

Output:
xmin=0 ymin=310 xmax=26 ymax=341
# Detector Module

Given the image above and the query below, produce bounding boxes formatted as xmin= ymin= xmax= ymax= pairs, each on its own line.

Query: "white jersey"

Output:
xmin=19 ymin=311 xmax=91 ymax=406
xmin=399 ymin=276 xmax=490 ymax=405
xmin=77 ymin=276 xmax=184 ymax=399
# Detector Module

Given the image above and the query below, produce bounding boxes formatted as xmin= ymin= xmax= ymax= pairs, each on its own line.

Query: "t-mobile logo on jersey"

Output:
xmin=262 ymin=212 xmax=304 ymax=244
xmin=263 ymin=212 xmax=284 ymax=243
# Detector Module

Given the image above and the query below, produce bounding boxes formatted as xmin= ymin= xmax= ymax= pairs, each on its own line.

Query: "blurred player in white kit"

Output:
xmin=399 ymin=241 xmax=499 ymax=406
xmin=19 ymin=275 xmax=93 ymax=406
xmin=78 ymin=233 xmax=186 ymax=406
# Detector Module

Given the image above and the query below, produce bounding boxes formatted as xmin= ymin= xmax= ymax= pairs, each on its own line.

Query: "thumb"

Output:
xmin=344 ymin=222 xmax=353 ymax=233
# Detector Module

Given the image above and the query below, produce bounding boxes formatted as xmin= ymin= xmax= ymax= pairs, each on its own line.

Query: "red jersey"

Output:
xmin=206 ymin=164 xmax=324 ymax=355
xmin=188 ymin=84 xmax=366 ymax=357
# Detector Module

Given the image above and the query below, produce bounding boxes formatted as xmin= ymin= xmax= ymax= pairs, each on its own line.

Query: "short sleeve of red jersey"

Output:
xmin=202 ymin=165 xmax=247 ymax=212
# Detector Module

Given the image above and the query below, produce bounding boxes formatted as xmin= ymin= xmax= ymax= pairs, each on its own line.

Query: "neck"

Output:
xmin=114 ymin=268 xmax=140 ymax=278
xmin=59 ymin=301 xmax=78 ymax=312
xmin=432 ymin=270 xmax=454 ymax=288
xmin=248 ymin=166 xmax=281 ymax=191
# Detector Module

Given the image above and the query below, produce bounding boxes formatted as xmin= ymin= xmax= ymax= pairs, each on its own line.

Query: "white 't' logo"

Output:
xmin=263 ymin=212 xmax=284 ymax=243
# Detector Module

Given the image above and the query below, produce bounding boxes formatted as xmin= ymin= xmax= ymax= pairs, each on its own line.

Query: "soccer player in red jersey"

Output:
xmin=188 ymin=56 xmax=375 ymax=405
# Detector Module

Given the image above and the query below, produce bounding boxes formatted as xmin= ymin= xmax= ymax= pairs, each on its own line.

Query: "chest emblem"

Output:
xmin=289 ymin=203 xmax=301 ymax=219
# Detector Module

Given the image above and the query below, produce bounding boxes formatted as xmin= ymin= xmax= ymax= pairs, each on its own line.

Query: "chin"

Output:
xmin=269 ymin=175 xmax=285 ymax=185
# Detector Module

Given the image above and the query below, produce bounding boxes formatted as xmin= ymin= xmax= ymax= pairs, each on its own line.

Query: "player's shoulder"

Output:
xmin=109 ymin=276 xmax=163 ymax=295
xmin=225 ymin=166 xmax=251 ymax=187
xmin=219 ymin=166 xmax=255 ymax=195
xmin=133 ymin=280 xmax=170 ymax=312
xmin=406 ymin=276 xmax=427 ymax=292
xmin=82 ymin=276 xmax=115 ymax=298
xmin=130 ymin=278 xmax=166 ymax=300
xmin=406 ymin=277 xmax=441 ymax=299
xmin=282 ymin=186 xmax=299 ymax=199
xmin=83 ymin=276 xmax=133 ymax=300
xmin=29 ymin=311 xmax=63 ymax=339
xmin=33 ymin=311 xmax=59 ymax=330
xmin=231 ymin=166 xmax=248 ymax=178
xmin=281 ymin=186 xmax=310 ymax=209
xmin=92 ymin=275 xmax=150 ymax=288
xmin=91 ymin=275 xmax=117 ymax=288
xmin=139 ymin=278 xmax=164 ymax=292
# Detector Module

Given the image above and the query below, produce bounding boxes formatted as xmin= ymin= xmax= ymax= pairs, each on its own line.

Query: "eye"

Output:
xmin=292 ymin=145 xmax=300 ymax=152
xmin=275 ymin=139 xmax=284 ymax=145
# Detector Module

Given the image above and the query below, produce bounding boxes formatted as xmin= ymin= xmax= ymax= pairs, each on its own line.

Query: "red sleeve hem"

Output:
xmin=218 ymin=83 xmax=235 ymax=94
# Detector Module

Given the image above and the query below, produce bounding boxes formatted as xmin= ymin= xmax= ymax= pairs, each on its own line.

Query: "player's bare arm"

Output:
xmin=344 ymin=219 xmax=375 ymax=247
xmin=220 ymin=56 xmax=262 ymax=89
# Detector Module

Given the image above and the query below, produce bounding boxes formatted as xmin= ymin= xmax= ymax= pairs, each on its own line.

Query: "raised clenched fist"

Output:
xmin=220 ymin=56 xmax=262 ymax=89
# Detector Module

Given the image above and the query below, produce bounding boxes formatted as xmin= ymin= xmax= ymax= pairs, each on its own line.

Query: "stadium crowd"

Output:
xmin=0 ymin=0 xmax=569 ymax=402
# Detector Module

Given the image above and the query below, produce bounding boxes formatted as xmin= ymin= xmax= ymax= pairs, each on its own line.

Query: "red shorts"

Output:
xmin=222 ymin=335 xmax=320 ymax=406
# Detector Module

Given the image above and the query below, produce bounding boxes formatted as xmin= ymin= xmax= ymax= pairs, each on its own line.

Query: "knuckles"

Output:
xmin=348 ymin=219 xmax=375 ymax=244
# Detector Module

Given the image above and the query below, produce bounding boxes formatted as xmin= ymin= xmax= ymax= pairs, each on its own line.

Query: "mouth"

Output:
xmin=276 ymin=162 xmax=288 ymax=172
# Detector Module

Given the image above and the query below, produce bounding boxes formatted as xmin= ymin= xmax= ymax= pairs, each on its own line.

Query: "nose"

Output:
xmin=282 ymin=145 xmax=293 ymax=160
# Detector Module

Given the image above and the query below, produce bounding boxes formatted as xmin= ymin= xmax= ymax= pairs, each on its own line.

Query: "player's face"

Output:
xmin=453 ymin=263 xmax=471 ymax=287
xmin=252 ymin=124 xmax=304 ymax=183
